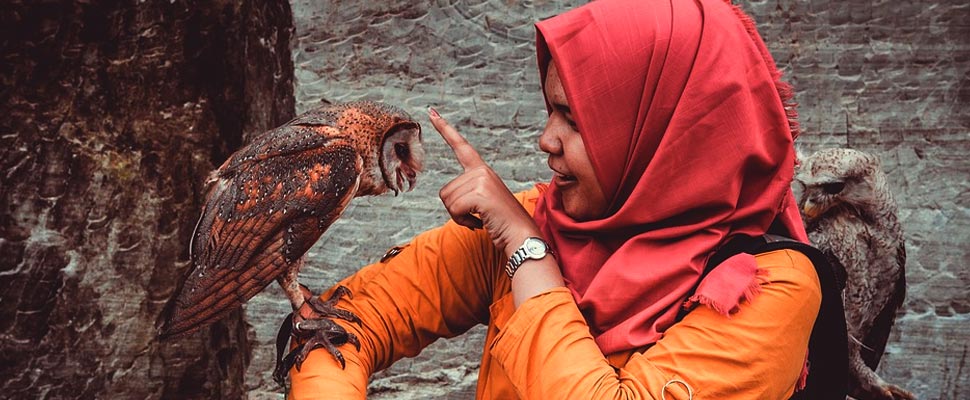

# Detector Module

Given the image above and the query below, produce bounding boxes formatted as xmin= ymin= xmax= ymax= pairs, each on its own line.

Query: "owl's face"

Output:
xmin=380 ymin=125 xmax=424 ymax=195
xmin=794 ymin=148 xmax=879 ymax=222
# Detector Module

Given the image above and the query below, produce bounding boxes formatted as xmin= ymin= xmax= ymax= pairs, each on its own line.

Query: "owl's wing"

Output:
xmin=159 ymin=134 xmax=362 ymax=338
xmin=860 ymin=242 xmax=907 ymax=369
xmin=820 ymin=248 xmax=848 ymax=292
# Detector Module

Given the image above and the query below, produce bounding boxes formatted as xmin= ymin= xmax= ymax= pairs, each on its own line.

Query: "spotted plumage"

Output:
xmin=795 ymin=148 xmax=913 ymax=400
xmin=159 ymin=100 xmax=423 ymax=378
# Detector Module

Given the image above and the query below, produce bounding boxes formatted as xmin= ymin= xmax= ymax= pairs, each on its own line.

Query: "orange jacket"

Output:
xmin=290 ymin=187 xmax=821 ymax=399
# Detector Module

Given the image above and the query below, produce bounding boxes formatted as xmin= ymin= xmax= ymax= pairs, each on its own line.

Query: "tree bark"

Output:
xmin=0 ymin=1 xmax=294 ymax=398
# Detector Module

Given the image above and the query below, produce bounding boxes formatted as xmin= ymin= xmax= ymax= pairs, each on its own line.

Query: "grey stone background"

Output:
xmin=244 ymin=0 xmax=970 ymax=399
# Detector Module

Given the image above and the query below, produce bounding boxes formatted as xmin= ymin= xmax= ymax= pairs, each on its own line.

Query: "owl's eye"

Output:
xmin=395 ymin=143 xmax=410 ymax=159
xmin=822 ymin=182 xmax=845 ymax=195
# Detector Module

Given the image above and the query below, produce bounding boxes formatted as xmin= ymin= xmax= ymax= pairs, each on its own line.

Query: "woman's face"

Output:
xmin=539 ymin=61 xmax=609 ymax=221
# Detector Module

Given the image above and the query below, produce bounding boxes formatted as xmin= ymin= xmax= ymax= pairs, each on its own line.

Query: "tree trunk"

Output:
xmin=0 ymin=1 xmax=294 ymax=398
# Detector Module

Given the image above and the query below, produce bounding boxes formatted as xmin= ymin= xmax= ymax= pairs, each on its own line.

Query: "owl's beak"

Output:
xmin=402 ymin=168 xmax=418 ymax=192
xmin=802 ymin=200 xmax=821 ymax=220
xmin=394 ymin=167 xmax=418 ymax=195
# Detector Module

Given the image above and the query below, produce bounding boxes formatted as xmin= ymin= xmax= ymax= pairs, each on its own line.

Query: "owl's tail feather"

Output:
xmin=157 ymin=250 xmax=282 ymax=339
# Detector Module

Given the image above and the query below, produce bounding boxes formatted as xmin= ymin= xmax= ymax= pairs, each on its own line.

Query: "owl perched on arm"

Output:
xmin=795 ymin=148 xmax=913 ymax=400
xmin=158 ymin=101 xmax=423 ymax=379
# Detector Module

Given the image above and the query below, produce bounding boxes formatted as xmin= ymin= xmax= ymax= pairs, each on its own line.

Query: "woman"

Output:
xmin=290 ymin=0 xmax=821 ymax=398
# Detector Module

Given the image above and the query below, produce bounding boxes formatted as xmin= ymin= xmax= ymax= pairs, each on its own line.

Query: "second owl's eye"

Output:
xmin=395 ymin=143 xmax=410 ymax=159
xmin=822 ymin=182 xmax=845 ymax=195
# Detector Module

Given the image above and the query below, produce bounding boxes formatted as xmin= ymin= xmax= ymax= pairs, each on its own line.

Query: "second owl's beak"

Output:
xmin=802 ymin=200 xmax=821 ymax=220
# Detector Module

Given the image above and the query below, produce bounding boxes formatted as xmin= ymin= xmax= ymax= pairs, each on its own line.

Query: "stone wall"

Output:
xmin=241 ymin=0 xmax=968 ymax=398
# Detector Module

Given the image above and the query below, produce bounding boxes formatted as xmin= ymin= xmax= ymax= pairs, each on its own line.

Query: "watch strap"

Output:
xmin=505 ymin=247 xmax=529 ymax=277
xmin=505 ymin=237 xmax=552 ymax=278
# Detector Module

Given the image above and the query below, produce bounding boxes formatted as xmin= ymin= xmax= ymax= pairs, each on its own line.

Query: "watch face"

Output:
xmin=524 ymin=237 xmax=547 ymax=257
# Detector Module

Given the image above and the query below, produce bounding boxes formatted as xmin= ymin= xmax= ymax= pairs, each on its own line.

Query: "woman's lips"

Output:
xmin=549 ymin=162 xmax=576 ymax=186
xmin=553 ymin=171 xmax=577 ymax=187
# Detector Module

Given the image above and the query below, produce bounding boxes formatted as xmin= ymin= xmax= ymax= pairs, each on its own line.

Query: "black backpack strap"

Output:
xmin=752 ymin=236 xmax=848 ymax=400
xmin=677 ymin=235 xmax=848 ymax=399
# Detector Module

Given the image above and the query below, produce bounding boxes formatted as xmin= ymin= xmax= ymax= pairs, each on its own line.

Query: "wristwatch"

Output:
xmin=505 ymin=237 xmax=554 ymax=278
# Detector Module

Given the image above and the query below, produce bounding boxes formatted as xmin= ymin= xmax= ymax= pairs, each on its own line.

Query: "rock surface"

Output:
xmin=0 ymin=1 xmax=294 ymax=398
xmin=250 ymin=0 xmax=968 ymax=398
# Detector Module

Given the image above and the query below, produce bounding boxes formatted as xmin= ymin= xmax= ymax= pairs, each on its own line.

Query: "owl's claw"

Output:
xmin=884 ymin=384 xmax=915 ymax=400
xmin=851 ymin=369 xmax=916 ymax=400
xmin=272 ymin=285 xmax=363 ymax=388
xmin=292 ymin=319 xmax=360 ymax=370
xmin=303 ymin=285 xmax=362 ymax=326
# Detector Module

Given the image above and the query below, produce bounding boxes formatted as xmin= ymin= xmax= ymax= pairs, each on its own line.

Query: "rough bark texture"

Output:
xmin=0 ymin=1 xmax=294 ymax=399
xmin=243 ymin=0 xmax=966 ymax=399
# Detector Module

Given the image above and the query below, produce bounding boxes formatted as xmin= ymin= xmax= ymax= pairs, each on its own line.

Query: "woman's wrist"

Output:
xmin=510 ymin=256 xmax=565 ymax=307
xmin=502 ymin=228 xmax=566 ymax=308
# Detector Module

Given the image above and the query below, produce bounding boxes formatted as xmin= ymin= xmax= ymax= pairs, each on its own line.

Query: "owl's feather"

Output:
xmin=795 ymin=148 xmax=912 ymax=400
xmin=162 ymin=140 xmax=361 ymax=337
xmin=159 ymin=101 xmax=422 ymax=340
xmin=861 ymin=242 xmax=906 ymax=369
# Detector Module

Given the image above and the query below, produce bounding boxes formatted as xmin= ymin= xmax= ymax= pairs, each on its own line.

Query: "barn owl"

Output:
xmin=795 ymin=148 xmax=913 ymax=400
xmin=159 ymin=100 xmax=424 ymax=378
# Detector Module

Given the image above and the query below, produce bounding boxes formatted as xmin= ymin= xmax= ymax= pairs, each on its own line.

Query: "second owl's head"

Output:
xmin=794 ymin=148 xmax=885 ymax=222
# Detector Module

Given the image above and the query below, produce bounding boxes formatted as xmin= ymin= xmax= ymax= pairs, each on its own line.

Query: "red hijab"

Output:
xmin=533 ymin=0 xmax=808 ymax=354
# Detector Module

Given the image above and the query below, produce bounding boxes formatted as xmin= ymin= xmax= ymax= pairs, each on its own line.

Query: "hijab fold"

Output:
xmin=533 ymin=0 xmax=808 ymax=354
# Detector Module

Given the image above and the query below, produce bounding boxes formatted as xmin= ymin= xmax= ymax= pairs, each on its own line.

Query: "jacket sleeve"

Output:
xmin=489 ymin=249 xmax=822 ymax=400
xmin=288 ymin=218 xmax=501 ymax=399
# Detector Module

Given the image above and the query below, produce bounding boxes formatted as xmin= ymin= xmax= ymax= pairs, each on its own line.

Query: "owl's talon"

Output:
xmin=274 ymin=314 xmax=356 ymax=387
xmin=851 ymin=371 xmax=916 ymax=400
xmin=295 ymin=326 xmax=347 ymax=370
xmin=305 ymin=285 xmax=362 ymax=325
xmin=273 ymin=286 xmax=364 ymax=386
xmin=287 ymin=297 xmax=359 ymax=369
xmin=347 ymin=331 xmax=361 ymax=351
xmin=308 ymin=301 xmax=362 ymax=325
xmin=886 ymin=384 xmax=915 ymax=400
xmin=332 ymin=285 xmax=353 ymax=300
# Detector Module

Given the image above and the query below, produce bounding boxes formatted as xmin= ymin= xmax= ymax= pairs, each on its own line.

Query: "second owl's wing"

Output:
xmin=860 ymin=242 xmax=907 ymax=369
xmin=159 ymin=134 xmax=362 ymax=338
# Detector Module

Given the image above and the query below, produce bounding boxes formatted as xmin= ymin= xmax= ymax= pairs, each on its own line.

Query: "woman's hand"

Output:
xmin=428 ymin=107 xmax=541 ymax=256
xmin=430 ymin=107 xmax=565 ymax=305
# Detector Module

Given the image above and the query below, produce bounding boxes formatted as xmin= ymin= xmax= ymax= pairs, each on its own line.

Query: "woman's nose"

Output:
xmin=538 ymin=118 xmax=563 ymax=155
